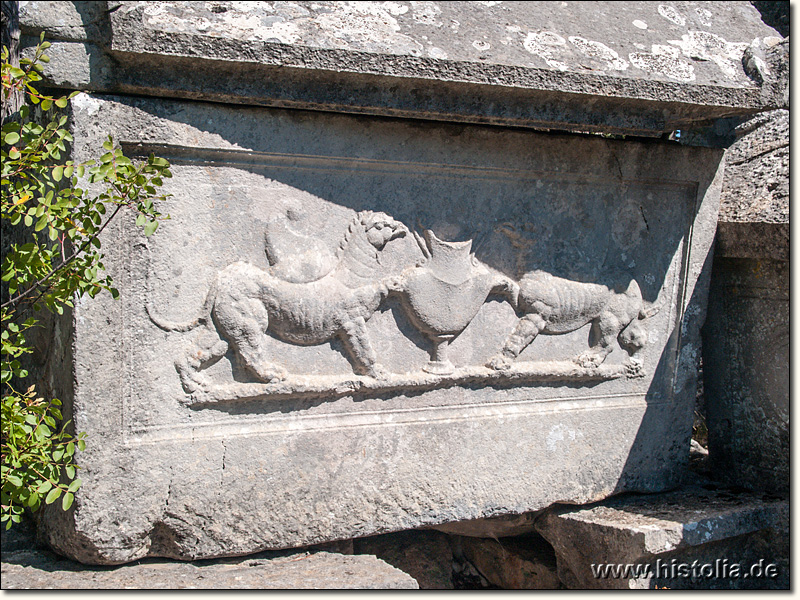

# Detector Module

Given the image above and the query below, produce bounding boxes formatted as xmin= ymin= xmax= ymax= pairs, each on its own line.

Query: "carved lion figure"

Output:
xmin=147 ymin=211 xmax=407 ymax=393
xmin=487 ymin=271 xmax=661 ymax=371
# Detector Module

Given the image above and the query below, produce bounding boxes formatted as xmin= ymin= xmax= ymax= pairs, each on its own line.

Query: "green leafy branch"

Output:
xmin=1 ymin=35 xmax=172 ymax=528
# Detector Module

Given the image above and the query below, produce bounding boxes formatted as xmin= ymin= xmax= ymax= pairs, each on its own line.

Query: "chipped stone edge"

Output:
xmin=17 ymin=4 xmax=775 ymax=136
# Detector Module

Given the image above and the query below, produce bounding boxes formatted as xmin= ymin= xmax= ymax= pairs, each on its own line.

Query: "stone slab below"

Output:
xmin=1 ymin=548 xmax=418 ymax=590
xmin=536 ymin=486 xmax=788 ymax=589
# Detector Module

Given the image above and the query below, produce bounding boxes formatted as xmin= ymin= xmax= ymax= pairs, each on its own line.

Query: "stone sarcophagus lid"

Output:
xmin=26 ymin=0 xmax=780 ymax=566
xmin=38 ymin=94 xmax=722 ymax=563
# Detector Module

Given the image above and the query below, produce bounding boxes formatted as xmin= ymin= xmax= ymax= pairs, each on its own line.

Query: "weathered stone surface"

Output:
xmin=1 ymin=549 xmax=418 ymax=589
xmin=703 ymin=253 xmax=788 ymax=495
xmin=18 ymin=1 xmax=784 ymax=135
xmin=701 ymin=97 xmax=788 ymax=496
xmin=432 ymin=511 xmax=539 ymax=538
xmin=36 ymin=91 xmax=722 ymax=564
xmin=714 ymin=221 xmax=788 ymax=261
xmin=2 ymin=516 xmax=412 ymax=589
xmin=717 ymin=109 xmax=788 ymax=223
xmin=353 ymin=530 xmax=454 ymax=589
xmin=18 ymin=0 xmax=109 ymax=42
xmin=454 ymin=534 xmax=561 ymax=589
xmin=536 ymin=486 xmax=789 ymax=589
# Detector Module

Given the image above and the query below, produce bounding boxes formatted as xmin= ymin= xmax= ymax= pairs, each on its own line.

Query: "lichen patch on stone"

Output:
xmin=409 ymin=1 xmax=442 ymax=27
xmin=657 ymin=5 xmax=685 ymax=27
xmin=694 ymin=6 xmax=713 ymax=27
xmin=668 ymin=31 xmax=749 ymax=80
xmin=569 ymin=37 xmax=628 ymax=71
xmin=523 ymin=31 xmax=569 ymax=71
xmin=630 ymin=44 xmax=695 ymax=82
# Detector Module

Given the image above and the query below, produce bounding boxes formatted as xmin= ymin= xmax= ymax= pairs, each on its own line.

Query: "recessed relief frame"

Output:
xmin=130 ymin=138 xmax=696 ymax=432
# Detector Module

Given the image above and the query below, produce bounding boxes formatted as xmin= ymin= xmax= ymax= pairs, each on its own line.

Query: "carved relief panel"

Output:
xmin=136 ymin=136 xmax=690 ymax=417
xmin=42 ymin=94 xmax=722 ymax=564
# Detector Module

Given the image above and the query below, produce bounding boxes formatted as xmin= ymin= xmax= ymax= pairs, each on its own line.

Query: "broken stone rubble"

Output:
xmin=535 ymin=486 xmax=789 ymax=589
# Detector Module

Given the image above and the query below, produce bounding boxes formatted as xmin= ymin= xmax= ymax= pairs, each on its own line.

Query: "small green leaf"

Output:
xmin=52 ymin=166 xmax=63 ymax=181
xmin=45 ymin=487 xmax=62 ymax=504
xmin=62 ymin=492 xmax=74 ymax=511
xmin=4 ymin=131 xmax=20 ymax=144
xmin=144 ymin=221 xmax=159 ymax=237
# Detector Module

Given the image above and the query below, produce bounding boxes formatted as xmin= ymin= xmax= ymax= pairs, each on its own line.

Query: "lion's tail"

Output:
xmin=146 ymin=284 xmax=215 ymax=332
xmin=144 ymin=242 xmax=216 ymax=332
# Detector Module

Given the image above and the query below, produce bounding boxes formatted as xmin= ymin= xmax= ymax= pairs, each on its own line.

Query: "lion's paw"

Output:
xmin=178 ymin=366 xmax=212 ymax=395
xmin=252 ymin=362 xmax=287 ymax=383
xmin=366 ymin=364 xmax=390 ymax=379
xmin=624 ymin=358 xmax=644 ymax=377
xmin=487 ymin=353 xmax=513 ymax=371
xmin=574 ymin=352 xmax=603 ymax=369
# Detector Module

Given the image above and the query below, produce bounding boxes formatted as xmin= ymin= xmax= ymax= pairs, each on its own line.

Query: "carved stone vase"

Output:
xmin=401 ymin=230 xmax=501 ymax=375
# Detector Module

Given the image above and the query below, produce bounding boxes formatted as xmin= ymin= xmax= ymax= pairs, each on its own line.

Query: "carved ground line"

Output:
xmin=125 ymin=393 xmax=657 ymax=446
xmin=180 ymin=360 xmax=644 ymax=407
xmin=120 ymin=142 xmax=696 ymax=189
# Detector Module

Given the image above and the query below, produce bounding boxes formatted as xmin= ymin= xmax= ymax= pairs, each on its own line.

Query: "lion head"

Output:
xmin=359 ymin=211 xmax=408 ymax=250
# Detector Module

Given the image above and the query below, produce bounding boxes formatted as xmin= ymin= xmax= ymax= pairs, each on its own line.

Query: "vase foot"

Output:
xmin=422 ymin=360 xmax=455 ymax=376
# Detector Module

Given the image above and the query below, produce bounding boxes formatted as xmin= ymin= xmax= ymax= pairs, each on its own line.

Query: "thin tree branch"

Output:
xmin=1 ymin=202 xmax=124 ymax=311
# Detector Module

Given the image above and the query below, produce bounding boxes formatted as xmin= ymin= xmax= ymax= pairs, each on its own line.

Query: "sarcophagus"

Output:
xmin=23 ymin=0 xmax=778 ymax=565
xmin=38 ymin=92 xmax=722 ymax=563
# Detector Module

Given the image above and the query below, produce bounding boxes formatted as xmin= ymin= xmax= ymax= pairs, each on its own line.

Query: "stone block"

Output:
xmin=703 ymin=251 xmax=788 ymax=495
xmin=454 ymin=534 xmax=561 ymax=589
xmin=1 ymin=549 xmax=418 ymax=589
xmin=536 ymin=486 xmax=788 ymax=589
xmin=702 ymin=106 xmax=788 ymax=496
xmin=37 ymin=92 xmax=722 ymax=564
xmin=19 ymin=1 xmax=784 ymax=135
xmin=717 ymin=110 xmax=788 ymax=224
xmin=432 ymin=511 xmax=540 ymax=538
